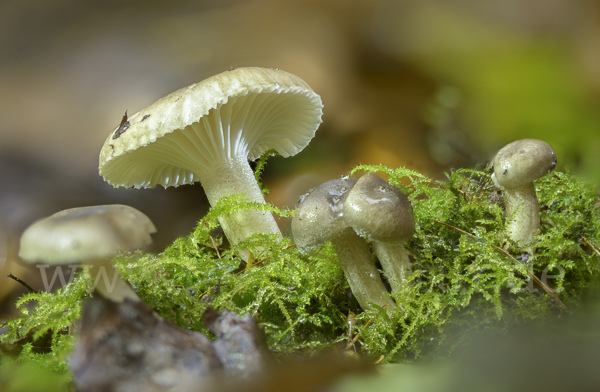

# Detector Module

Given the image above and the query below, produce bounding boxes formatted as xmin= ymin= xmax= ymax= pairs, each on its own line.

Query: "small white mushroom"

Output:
xmin=18 ymin=205 xmax=156 ymax=302
xmin=491 ymin=139 xmax=557 ymax=245
xmin=291 ymin=177 xmax=395 ymax=312
xmin=99 ymin=67 xmax=323 ymax=255
xmin=344 ymin=173 xmax=415 ymax=293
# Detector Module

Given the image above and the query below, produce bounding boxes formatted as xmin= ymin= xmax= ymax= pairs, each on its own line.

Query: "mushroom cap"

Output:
xmin=19 ymin=205 xmax=156 ymax=264
xmin=492 ymin=139 xmax=557 ymax=189
xmin=99 ymin=67 xmax=323 ymax=188
xmin=291 ymin=176 xmax=357 ymax=252
xmin=344 ymin=173 xmax=415 ymax=243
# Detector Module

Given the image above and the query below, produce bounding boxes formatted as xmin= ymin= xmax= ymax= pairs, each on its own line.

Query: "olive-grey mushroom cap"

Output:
xmin=344 ymin=173 xmax=415 ymax=243
xmin=99 ymin=67 xmax=323 ymax=188
xmin=19 ymin=205 xmax=156 ymax=264
xmin=291 ymin=177 xmax=357 ymax=252
xmin=492 ymin=139 xmax=557 ymax=189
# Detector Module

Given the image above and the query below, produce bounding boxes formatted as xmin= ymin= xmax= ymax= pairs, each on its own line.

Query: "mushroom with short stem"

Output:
xmin=99 ymin=67 xmax=323 ymax=257
xmin=491 ymin=139 xmax=557 ymax=246
xmin=344 ymin=173 xmax=415 ymax=293
xmin=291 ymin=176 xmax=395 ymax=312
xmin=18 ymin=205 xmax=156 ymax=302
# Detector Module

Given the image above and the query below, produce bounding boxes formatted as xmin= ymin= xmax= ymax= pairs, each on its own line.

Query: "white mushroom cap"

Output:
xmin=291 ymin=176 xmax=357 ymax=252
xmin=344 ymin=173 xmax=415 ymax=243
xmin=19 ymin=205 xmax=156 ymax=264
xmin=99 ymin=67 xmax=323 ymax=189
xmin=492 ymin=139 xmax=557 ymax=190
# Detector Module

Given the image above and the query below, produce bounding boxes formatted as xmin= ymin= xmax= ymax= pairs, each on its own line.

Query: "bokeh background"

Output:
xmin=1 ymin=0 xmax=599 ymax=317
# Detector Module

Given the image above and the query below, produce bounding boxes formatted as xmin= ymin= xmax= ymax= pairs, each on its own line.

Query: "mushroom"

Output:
xmin=491 ymin=139 xmax=557 ymax=245
xmin=99 ymin=67 xmax=323 ymax=254
xmin=18 ymin=205 xmax=156 ymax=302
xmin=344 ymin=173 xmax=415 ymax=293
xmin=291 ymin=176 xmax=395 ymax=311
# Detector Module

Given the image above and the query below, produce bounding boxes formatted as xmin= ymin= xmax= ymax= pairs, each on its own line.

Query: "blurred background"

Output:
xmin=1 ymin=0 xmax=599 ymax=317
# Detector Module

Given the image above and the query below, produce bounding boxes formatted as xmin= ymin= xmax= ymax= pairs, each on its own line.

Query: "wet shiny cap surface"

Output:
xmin=291 ymin=176 xmax=357 ymax=252
xmin=492 ymin=139 xmax=557 ymax=189
xmin=344 ymin=173 xmax=415 ymax=242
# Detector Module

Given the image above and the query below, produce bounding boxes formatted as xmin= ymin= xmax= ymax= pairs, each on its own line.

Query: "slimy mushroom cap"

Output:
xmin=344 ymin=173 xmax=415 ymax=243
xmin=492 ymin=139 xmax=557 ymax=190
xmin=291 ymin=176 xmax=357 ymax=252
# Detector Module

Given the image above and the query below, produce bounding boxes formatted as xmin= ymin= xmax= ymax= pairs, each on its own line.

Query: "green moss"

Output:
xmin=0 ymin=272 xmax=88 ymax=387
xmin=2 ymin=161 xmax=599 ymax=382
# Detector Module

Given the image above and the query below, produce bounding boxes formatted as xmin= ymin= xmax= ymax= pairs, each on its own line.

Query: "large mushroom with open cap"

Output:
xmin=18 ymin=204 xmax=156 ymax=302
xmin=99 ymin=67 xmax=323 ymax=252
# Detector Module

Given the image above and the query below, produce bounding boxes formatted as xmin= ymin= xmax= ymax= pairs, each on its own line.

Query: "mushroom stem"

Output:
xmin=88 ymin=259 xmax=140 ymax=303
xmin=502 ymin=183 xmax=540 ymax=245
xmin=330 ymin=229 xmax=396 ymax=311
xmin=371 ymin=242 xmax=412 ymax=293
xmin=197 ymin=157 xmax=282 ymax=247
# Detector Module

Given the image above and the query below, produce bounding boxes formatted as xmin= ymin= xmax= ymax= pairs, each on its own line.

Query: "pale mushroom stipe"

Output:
xmin=18 ymin=205 xmax=156 ymax=302
xmin=344 ymin=173 xmax=415 ymax=293
xmin=491 ymin=139 xmax=557 ymax=246
xmin=291 ymin=176 xmax=395 ymax=311
xmin=99 ymin=67 xmax=323 ymax=256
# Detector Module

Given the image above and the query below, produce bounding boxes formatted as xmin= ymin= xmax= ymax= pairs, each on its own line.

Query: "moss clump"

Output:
xmin=352 ymin=165 xmax=600 ymax=360
xmin=1 ymin=162 xmax=599 ymax=385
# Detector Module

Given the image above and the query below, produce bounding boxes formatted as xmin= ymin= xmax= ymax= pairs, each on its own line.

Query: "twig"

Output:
xmin=457 ymin=188 xmax=483 ymax=208
xmin=198 ymin=279 xmax=221 ymax=301
xmin=582 ymin=237 xmax=600 ymax=258
xmin=432 ymin=219 xmax=568 ymax=312
xmin=7 ymin=272 xmax=37 ymax=293
xmin=345 ymin=315 xmax=375 ymax=350
xmin=204 ymin=221 xmax=222 ymax=259
xmin=235 ymin=244 xmax=296 ymax=276
xmin=209 ymin=236 xmax=221 ymax=259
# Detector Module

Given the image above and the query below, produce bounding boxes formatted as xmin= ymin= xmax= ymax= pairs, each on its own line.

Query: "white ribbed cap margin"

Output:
xmin=99 ymin=67 xmax=323 ymax=189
